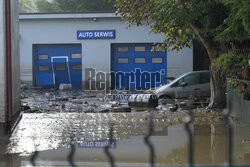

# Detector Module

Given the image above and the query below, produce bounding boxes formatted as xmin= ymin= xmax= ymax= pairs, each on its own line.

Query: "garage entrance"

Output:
xmin=111 ymin=43 xmax=167 ymax=90
xmin=34 ymin=44 xmax=82 ymax=89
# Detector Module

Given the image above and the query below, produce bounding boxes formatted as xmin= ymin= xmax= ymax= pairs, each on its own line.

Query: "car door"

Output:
xmin=199 ymin=72 xmax=211 ymax=97
xmin=181 ymin=73 xmax=201 ymax=98
xmin=169 ymin=78 xmax=185 ymax=98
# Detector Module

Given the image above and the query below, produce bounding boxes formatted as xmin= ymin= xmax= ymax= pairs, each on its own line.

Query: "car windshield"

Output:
xmin=170 ymin=71 xmax=209 ymax=87
xmin=170 ymin=72 xmax=193 ymax=86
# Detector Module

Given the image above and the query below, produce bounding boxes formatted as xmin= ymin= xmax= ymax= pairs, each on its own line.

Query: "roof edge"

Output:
xmin=19 ymin=12 xmax=121 ymax=20
xmin=19 ymin=11 xmax=116 ymax=15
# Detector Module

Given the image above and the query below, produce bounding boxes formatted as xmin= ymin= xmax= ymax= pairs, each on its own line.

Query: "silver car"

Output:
xmin=154 ymin=71 xmax=210 ymax=99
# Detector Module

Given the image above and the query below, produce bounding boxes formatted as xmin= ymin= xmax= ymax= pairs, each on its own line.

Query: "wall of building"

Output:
xmin=11 ymin=0 xmax=21 ymax=117
xmin=0 ymin=0 xmax=20 ymax=135
xmin=19 ymin=14 xmax=193 ymax=86
xmin=167 ymin=47 xmax=193 ymax=78
xmin=0 ymin=0 xmax=6 ymax=124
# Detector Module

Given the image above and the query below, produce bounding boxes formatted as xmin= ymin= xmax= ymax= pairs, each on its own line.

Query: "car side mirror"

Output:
xmin=180 ymin=82 xmax=187 ymax=87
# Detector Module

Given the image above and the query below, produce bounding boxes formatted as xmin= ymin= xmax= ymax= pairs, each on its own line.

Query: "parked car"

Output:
xmin=154 ymin=71 xmax=210 ymax=99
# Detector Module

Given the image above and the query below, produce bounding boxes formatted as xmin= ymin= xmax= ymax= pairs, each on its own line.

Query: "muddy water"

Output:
xmin=1 ymin=111 xmax=250 ymax=167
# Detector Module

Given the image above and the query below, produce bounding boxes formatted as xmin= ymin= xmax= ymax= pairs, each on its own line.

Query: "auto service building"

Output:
xmin=19 ymin=13 xmax=193 ymax=90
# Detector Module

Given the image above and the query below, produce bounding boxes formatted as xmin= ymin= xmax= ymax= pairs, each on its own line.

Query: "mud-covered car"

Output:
xmin=154 ymin=71 xmax=210 ymax=99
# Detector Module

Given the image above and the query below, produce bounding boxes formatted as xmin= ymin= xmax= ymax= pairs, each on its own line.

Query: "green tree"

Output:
xmin=111 ymin=0 xmax=250 ymax=108
xmin=56 ymin=0 xmax=114 ymax=12
xmin=37 ymin=0 xmax=114 ymax=13
xmin=19 ymin=0 xmax=114 ymax=13
xmin=36 ymin=0 xmax=58 ymax=13
xmin=19 ymin=0 xmax=38 ymax=13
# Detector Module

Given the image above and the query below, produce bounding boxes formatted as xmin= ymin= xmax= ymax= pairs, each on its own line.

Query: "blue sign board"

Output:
xmin=77 ymin=30 xmax=115 ymax=39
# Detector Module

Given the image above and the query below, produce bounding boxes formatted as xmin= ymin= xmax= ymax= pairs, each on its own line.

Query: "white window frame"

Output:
xmin=117 ymin=58 xmax=129 ymax=64
xmin=134 ymin=46 xmax=146 ymax=52
xmin=151 ymin=57 xmax=163 ymax=64
xmin=71 ymin=53 xmax=82 ymax=59
xmin=39 ymin=65 xmax=50 ymax=71
xmin=71 ymin=64 xmax=82 ymax=70
xmin=38 ymin=54 xmax=49 ymax=60
xmin=134 ymin=57 xmax=146 ymax=64
xmin=117 ymin=47 xmax=129 ymax=52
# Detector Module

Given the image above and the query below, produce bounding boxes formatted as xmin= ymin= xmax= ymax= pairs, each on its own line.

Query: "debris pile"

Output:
xmin=21 ymin=88 xmax=131 ymax=113
xmin=20 ymin=86 xmax=208 ymax=113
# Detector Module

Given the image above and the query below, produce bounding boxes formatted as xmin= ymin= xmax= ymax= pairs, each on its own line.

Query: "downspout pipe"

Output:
xmin=5 ymin=0 xmax=12 ymax=134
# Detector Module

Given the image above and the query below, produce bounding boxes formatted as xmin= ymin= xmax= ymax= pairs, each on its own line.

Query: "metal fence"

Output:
xmin=227 ymin=86 xmax=250 ymax=125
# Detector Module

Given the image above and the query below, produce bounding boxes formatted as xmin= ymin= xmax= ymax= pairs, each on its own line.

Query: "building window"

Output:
xmin=39 ymin=65 xmax=49 ymax=71
xmin=118 ymin=47 xmax=129 ymax=52
xmin=134 ymin=46 xmax=146 ymax=52
xmin=38 ymin=54 xmax=49 ymax=60
xmin=152 ymin=58 xmax=163 ymax=64
xmin=117 ymin=58 xmax=129 ymax=64
xmin=134 ymin=58 xmax=146 ymax=64
xmin=71 ymin=53 xmax=82 ymax=59
xmin=72 ymin=64 xmax=82 ymax=70
xmin=55 ymin=64 xmax=66 ymax=71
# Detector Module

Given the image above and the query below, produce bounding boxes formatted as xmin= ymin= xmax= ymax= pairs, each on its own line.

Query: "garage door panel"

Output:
xmin=36 ymin=64 xmax=54 ymax=86
xmin=34 ymin=44 xmax=82 ymax=89
xmin=111 ymin=43 xmax=167 ymax=90
xmin=70 ymin=63 xmax=82 ymax=89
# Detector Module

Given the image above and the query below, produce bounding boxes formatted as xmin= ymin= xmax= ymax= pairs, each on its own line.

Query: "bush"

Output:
xmin=215 ymin=49 xmax=250 ymax=80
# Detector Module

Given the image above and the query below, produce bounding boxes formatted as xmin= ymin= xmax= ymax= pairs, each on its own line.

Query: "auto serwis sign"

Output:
xmin=77 ymin=30 xmax=115 ymax=39
xmin=78 ymin=140 xmax=116 ymax=148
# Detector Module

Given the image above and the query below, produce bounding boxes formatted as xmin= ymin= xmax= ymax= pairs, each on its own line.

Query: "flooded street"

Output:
xmin=1 ymin=0 xmax=249 ymax=166
xmin=1 ymin=109 xmax=250 ymax=166
xmin=0 ymin=88 xmax=249 ymax=167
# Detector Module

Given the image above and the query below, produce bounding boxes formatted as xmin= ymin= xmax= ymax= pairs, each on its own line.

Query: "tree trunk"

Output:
xmin=189 ymin=23 xmax=227 ymax=109
xmin=207 ymin=63 xmax=227 ymax=109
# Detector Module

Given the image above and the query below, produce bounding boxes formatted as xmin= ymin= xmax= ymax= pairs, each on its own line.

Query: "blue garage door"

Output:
xmin=34 ymin=44 xmax=82 ymax=89
xmin=111 ymin=43 xmax=167 ymax=90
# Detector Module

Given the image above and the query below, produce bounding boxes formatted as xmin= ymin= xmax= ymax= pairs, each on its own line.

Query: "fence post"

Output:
xmin=104 ymin=125 xmax=115 ymax=167
xmin=224 ymin=97 xmax=233 ymax=167
xmin=144 ymin=113 xmax=155 ymax=167
xmin=184 ymin=109 xmax=194 ymax=167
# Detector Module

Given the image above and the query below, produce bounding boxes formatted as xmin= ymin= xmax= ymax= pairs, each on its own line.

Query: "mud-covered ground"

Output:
xmin=20 ymin=88 xmax=211 ymax=113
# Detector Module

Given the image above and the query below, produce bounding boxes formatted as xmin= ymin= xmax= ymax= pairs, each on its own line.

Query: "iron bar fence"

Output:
xmin=184 ymin=110 xmax=194 ymax=167
xmin=104 ymin=125 xmax=115 ymax=167
xmin=223 ymin=100 xmax=233 ymax=167
xmin=144 ymin=114 xmax=155 ymax=167
xmin=68 ymin=135 xmax=76 ymax=167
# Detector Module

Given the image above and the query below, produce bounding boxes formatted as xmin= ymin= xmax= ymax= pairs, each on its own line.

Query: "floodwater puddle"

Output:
xmin=1 ymin=111 xmax=250 ymax=166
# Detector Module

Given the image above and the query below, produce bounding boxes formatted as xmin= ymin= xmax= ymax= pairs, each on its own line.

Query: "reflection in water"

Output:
xmin=0 ymin=154 xmax=21 ymax=167
xmin=210 ymin=124 xmax=228 ymax=164
xmin=157 ymin=144 xmax=188 ymax=165
xmin=194 ymin=124 xmax=212 ymax=164
xmin=0 ymin=112 xmax=250 ymax=166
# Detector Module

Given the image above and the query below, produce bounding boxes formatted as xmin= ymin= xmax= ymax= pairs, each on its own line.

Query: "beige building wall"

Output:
xmin=0 ymin=0 xmax=20 ymax=135
xmin=0 ymin=0 xmax=7 ymax=124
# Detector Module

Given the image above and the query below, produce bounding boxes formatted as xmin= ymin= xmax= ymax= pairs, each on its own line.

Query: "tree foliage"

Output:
xmin=19 ymin=0 xmax=38 ymax=13
xmin=215 ymin=50 xmax=249 ymax=77
xmin=112 ymin=0 xmax=250 ymax=52
xmin=19 ymin=0 xmax=114 ymax=13
xmin=216 ymin=0 xmax=250 ymax=41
